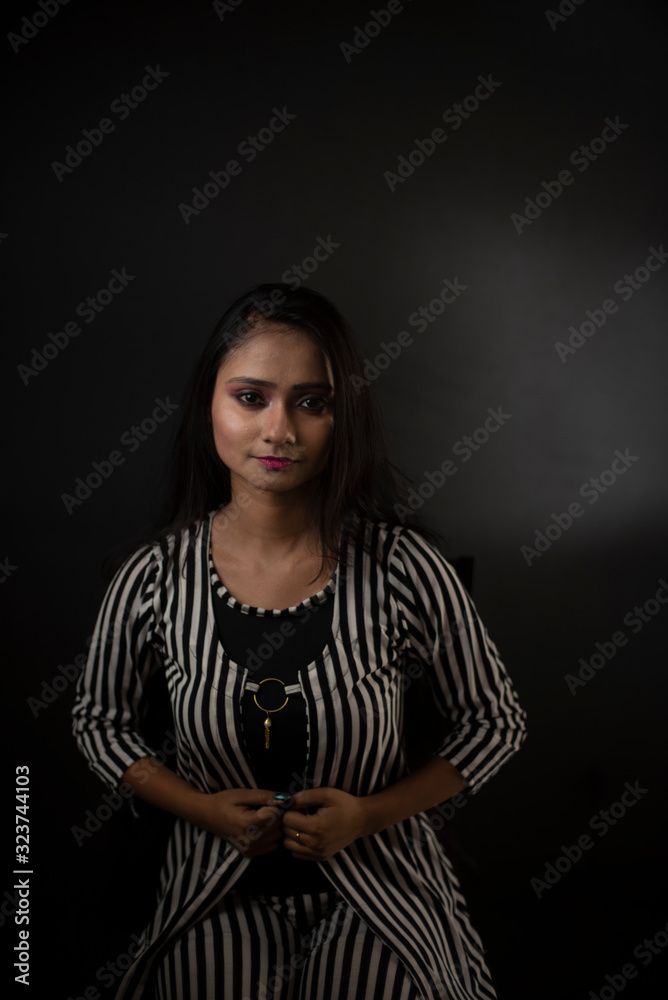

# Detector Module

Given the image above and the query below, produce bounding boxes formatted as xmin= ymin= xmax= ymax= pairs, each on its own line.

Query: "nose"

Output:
xmin=261 ymin=399 xmax=296 ymax=444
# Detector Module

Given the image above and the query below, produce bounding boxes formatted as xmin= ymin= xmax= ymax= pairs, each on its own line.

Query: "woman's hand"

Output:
xmin=120 ymin=760 xmax=286 ymax=857
xmin=280 ymin=787 xmax=369 ymax=861
xmin=199 ymin=788 xmax=283 ymax=857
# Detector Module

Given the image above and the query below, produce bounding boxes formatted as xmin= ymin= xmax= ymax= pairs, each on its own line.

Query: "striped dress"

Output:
xmin=71 ymin=509 xmax=527 ymax=999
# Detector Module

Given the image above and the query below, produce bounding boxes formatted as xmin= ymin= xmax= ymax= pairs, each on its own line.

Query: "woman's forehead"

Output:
xmin=220 ymin=324 xmax=333 ymax=380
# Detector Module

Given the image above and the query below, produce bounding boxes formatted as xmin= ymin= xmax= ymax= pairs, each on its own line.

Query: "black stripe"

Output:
xmin=72 ymin=511 xmax=525 ymax=999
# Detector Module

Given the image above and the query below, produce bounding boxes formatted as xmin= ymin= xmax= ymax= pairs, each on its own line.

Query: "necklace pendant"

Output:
xmin=264 ymin=715 xmax=271 ymax=749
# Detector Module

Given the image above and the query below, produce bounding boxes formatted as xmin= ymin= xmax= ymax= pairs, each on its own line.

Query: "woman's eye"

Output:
xmin=236 ymin=391 xmax=264 ymax=405
xmin=235 ymin=392 xmax=328 ymax=412
xmin=299 ymin=396 xmax=328 ymax=412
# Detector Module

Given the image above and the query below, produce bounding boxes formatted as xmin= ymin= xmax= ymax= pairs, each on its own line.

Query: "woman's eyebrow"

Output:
xmin=225 ymin=376 xmax=333 ymax=391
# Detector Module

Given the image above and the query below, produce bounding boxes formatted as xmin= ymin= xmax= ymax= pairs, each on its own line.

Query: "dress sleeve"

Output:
xmin=71 ymin=543 xmax=163 ymax=791
xmin=388 ymin=527 xmax=527 ymax=796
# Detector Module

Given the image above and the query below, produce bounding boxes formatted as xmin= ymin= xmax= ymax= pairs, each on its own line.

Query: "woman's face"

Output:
xmin=210 ymin=322 xmax=335 ymax=498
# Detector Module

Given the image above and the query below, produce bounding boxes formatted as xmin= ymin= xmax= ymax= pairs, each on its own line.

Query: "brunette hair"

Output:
xmin=106 ymin=283 xmax=448 ymax=581
xmin=104 ymin=282 xmax=462 ymax=767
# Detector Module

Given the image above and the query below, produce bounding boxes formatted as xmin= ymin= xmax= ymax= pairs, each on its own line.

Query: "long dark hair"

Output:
xmin=106 ymin=283 xmax=449 ymax=580
xmin=104 ymin=282 xmax=461 ymax=769
xmin=103 ymin=283 xmax=445 ymax=579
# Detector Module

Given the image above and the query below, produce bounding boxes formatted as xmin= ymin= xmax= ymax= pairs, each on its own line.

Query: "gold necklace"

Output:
xmin=247 ymin=678 xmax=301 ymax=749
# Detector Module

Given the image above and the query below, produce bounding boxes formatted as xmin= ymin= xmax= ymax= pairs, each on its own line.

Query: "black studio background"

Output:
xmin=2 ymin=1 xmax=667 ymax=997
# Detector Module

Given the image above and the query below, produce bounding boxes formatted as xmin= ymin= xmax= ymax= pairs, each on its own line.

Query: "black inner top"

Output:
xmin=212 ymin=572 xmax=335 ymax=895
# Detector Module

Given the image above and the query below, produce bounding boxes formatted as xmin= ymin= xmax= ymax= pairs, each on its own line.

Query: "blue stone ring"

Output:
xmin=272 ymin=792 xmax=294 ymax=810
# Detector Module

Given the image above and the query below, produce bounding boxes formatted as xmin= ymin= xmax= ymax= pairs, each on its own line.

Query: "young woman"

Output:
xmin=72 ymin=283 xmax=527 ymax=1000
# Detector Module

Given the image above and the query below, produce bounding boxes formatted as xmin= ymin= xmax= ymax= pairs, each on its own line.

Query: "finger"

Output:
xmin=253 ymin=818 xmax=282 ymax=838
xmin=293 ymin=788 xmax=331 ymax=807
xmin=254 ymin=806 xmax=282 ymax=825
xmin=283 ymin=828 xmax=315 ymax=851
xmin=268 ymin=792 xmax=294 ymax=809
xmin=287 ymin=802 xmax=322 ymax=819
xmin=242 ymin=819 xmax=281 ymax=846
xmin=283 ymin=839 xmax=318 ymax=860
xmin=281 ymin=810 xmax=314 ymax=831
xmin=238 ymin=790 xmax=283 ymax=807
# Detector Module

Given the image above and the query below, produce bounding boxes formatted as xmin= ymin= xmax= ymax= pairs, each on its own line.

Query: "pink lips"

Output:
xmin=256 ymin=457 xmax=296 ymax=470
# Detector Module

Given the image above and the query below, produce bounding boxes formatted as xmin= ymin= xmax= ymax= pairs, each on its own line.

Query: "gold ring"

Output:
xmin=295 ymin=832 xmax=301 ymax=841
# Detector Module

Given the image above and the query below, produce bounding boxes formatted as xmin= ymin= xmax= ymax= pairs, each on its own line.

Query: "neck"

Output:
xmin=215 ymin=476 xmax=322 ymax=558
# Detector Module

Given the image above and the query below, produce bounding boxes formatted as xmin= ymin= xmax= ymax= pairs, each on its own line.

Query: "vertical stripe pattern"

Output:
xmin=71 ymin=510 xmax=527 ymax=999
xmin=153 ymin=889 xmax=422 ymax=999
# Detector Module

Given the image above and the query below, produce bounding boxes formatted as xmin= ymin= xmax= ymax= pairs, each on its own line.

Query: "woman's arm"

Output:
xmin=72 ymin=545 xmax=281 ymax=856
xmin=389 ymin=529 xmax=528 ymax=797
xmin=284 ymin=758 xmax=468 ymax=858
xmin=71 ymin=545 xmax=164 ymax=789
xmin=122 ymin=757 xmax=283 ymax=856
xmin=359 ymin=756 xmax=467 ymax=837
xmin=121 ymin=757 xmax=215 ymax=828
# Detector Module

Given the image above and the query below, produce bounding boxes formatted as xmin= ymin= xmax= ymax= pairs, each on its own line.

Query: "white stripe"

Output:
xmin=72 ymin=511 xmax=526 ymax=999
